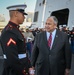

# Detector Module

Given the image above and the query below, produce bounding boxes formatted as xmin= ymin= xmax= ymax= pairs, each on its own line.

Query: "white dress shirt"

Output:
xmin=46 ymin=29 xmax=56 ymax=49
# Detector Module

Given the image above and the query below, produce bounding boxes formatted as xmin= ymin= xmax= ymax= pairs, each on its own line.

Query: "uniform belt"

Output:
xmin=18 ymin=54 xmax=26 ymax=59
xmin=3 ymin=54 xmax=26 ymax=59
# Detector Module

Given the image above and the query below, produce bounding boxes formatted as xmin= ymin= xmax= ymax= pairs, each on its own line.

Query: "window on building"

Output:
xmin=43 ymin=0 xmax=45 ymax=4
xmin=33 ymin=11 xmax=38 ymax=22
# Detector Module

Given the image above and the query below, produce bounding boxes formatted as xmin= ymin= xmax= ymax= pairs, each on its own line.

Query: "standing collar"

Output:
xmin=8 ymin=21 xmax=20 ymax=28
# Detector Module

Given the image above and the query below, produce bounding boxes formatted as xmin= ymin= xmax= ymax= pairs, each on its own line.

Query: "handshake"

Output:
xmin=23 ymin=67 xmax=35 ymax=75
xmin=29 ymin=69 xmax=35 ymax=75
xmin=29 ymin=67 xmax=35 ymax=75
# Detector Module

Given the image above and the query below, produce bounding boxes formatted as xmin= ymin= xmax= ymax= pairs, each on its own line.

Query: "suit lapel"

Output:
xmin=51 ymin=29 xmax=59 ymax=50
xmin=43 ymin=31 xmax=50 ymax=50
xmin=43 ymin=30 xmax=60 ymax=51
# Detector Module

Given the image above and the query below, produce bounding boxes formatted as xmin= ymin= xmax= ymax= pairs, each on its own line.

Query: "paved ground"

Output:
xmin=0 ymin=45 xmax=74 ymax=75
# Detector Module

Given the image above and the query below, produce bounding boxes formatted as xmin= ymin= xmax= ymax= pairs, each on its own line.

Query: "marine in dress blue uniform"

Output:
xmin=1 ymin=4 xmax=32 ymax=75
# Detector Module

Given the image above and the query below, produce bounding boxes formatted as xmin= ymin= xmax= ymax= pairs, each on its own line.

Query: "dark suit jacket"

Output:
xmin=31 ymin=29 xmax=72 ymax=75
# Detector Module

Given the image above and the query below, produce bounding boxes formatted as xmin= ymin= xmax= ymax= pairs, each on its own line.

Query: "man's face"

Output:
xmin=17 ymin=11 xmax=25 ymax=24
xmin=45 ymin=17 xmax=57 ymax=32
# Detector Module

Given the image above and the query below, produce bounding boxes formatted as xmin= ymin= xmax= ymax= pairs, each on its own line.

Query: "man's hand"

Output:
xmin=29 ymin=68 xmax=35 ymax=75
xmin=65 ymin=69 xmax=70 ymax=75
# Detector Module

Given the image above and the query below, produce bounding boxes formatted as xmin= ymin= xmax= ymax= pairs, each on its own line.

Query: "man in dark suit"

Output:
xmin=31 ymin=16 xmax=72 ymax=75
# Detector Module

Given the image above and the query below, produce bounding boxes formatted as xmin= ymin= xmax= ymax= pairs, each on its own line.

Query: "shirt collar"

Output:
xmin=47 ymin=29 xmax=56 ymax=36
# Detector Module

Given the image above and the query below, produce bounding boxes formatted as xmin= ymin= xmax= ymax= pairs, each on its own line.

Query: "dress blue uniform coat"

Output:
xmin=1 ymin=21 xmax=31 ymax=75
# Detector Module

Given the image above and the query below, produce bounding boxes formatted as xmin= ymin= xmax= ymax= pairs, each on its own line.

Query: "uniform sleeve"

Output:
xmin=1 ymin=31 xmax=27 ymax=74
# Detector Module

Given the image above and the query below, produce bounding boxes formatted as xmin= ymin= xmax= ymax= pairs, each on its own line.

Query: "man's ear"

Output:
xmin=54 ymin=25 xmax=57 ymax=28
xmin=14 ymin=11 xmax=18 ymax=17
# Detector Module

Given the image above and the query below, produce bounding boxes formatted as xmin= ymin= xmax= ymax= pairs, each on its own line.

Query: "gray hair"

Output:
xmin=48 ymin=16 xmax=58 ymax=25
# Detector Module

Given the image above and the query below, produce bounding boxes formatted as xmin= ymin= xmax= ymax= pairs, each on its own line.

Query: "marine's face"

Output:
xmin=45 ymin=17 xmax=57 ymax=32
xmin=17 ymin=11 xmax=25 ymax=24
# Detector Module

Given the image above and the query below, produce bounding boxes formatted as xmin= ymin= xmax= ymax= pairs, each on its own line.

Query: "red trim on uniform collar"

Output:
xmin=8 ymin=21 xmax=20 ymax=28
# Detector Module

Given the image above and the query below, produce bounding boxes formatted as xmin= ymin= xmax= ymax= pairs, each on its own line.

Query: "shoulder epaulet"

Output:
xmin=6 ymin=24 xmax=13 ymax=30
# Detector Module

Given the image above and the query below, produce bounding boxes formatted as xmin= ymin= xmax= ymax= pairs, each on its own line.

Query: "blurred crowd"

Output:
xmin=59 ymin=26 xmax=74 ymax=53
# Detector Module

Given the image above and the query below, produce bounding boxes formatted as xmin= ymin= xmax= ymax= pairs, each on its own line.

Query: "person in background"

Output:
xmin=1 ymin=4 xmax=34 ymax=75
xmin=24 ymin=28 xmax=34 ymax=43
xmin=23 ymin=28 xmax=34 ymax=61
xmin=26 ymin=37 xmax=33 ymax=61
xmin=35 ymin=28 xmax=40 ymax=35
xmin=70 ymin=27 xmax=74 ymax=53
xmin=31 ymin=16 xmax=72 ymax=75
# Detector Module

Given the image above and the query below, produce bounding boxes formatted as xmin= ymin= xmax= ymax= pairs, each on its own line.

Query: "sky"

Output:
xmin=0 ymin=0 xmax=37 ymax=21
